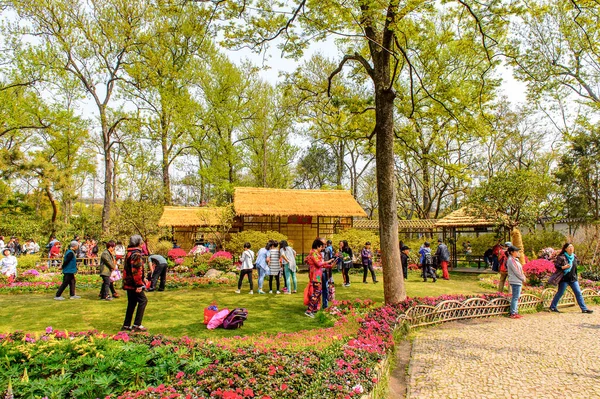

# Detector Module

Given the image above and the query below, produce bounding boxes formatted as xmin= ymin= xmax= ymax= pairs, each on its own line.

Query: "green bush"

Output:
xmin=208 ymin=254 xmax=234 ymax=272
xmin=153 ymin=240 xmax=173 ymax=257
xmin=332 ymin=228 xmax=380 ymax=253
xmin=225 ymin=230 xmax=288 ymax=256
xmin=522 ymin=230 xmax=566 ymax=256
xmin=15 ymin=254 xmax=41 ymax=271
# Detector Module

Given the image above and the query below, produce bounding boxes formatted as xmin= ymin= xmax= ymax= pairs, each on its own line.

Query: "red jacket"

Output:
xmin=123 ymin=247 xmax=145 ymax=290
xmin=306 ymin=249 xmax=325 ymax=283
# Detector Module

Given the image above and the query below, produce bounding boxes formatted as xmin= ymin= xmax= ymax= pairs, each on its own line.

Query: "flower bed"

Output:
xmin=1 ymin=293 xmax=524 ymax=399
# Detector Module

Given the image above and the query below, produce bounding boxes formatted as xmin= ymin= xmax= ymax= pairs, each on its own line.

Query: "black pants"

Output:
xmin=99 ymin=275 xmax=116 ymax=298
xmin=422 ymin=265 xmax=437 ymax=281
xmin=238 ymin=269 xmax=254 ymax=290
xmin=342 ymin=266 xmax=351 ymax=285
xmin=123 ymin=290 xmax=148 ymax=327
xmin=269 ymin=275 xmax=280 ymax=291
xmin=150 ymin=263 xmax=167 ymax=291
xmin=56 ymin=273 xmax=76 ymax=297
xmin=363 ymin=262 xmax=377 ymax=282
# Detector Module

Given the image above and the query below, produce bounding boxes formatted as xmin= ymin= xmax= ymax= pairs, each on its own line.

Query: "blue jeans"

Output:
xmin=510 ymin=284 xmax=522 ymax=315
xmin=258 ymin=267 xmax=268 ymax=290
xmin=283 ymin=264 xmax=297 ymax=292
xmin=550 ymin=281 xmax=589 ymax=311
xmin=322 ymin=269 xmax=330 ymax=308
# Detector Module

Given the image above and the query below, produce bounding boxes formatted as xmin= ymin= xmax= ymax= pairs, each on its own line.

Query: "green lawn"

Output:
xmin=0 ymin=271 xmax=491 ymax=339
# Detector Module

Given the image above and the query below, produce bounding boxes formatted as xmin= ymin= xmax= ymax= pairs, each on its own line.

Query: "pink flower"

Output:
xmin=45 ymin=326 xmax=53 ymax=333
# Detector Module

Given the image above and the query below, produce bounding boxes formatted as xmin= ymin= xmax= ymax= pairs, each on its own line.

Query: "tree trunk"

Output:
xmin=101 ymin=111 xmax=112 ymax=234
xmin=162 ymin=135 xmax=172 ymax=205
xmin=262 ymin=130 xmax=268 ymax=187
xmin=44 ymin=184 xmax=57 ymax=237
xmin=422 ymin=148 xmax=431 ymax=218
xmin=375 ymin=87 xmax=405 ymax=304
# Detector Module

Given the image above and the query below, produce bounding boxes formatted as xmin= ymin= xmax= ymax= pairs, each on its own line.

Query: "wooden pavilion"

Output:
xmin=158 ymin=187 xmax=367 ymax=254
xmin=158 ymin=206 xmax=226 ymax=250
xmin=232 ymin=187 xmax=367 ymax=254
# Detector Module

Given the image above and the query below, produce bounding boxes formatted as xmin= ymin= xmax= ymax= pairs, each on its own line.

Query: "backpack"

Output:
xmin=423 ymin=252 xmax=434 ymax=267
xmin=222 ymin=308 xmax=248 ymax=329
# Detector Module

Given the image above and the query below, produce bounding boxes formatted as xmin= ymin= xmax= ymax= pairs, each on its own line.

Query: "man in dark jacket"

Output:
xmin=400 ymin=245 xmax=410 ymax=280
xmin=54 ymin=241 xmax=80 ymax=300
xmin=122 ymin=235 xmax=148 ymax=332
xmin=148 ymin=254 xmax=168 ymax=292
xmin=435 ymin=238 xmax=451 ymax=280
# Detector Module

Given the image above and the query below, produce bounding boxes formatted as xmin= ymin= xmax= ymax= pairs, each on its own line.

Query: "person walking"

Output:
xmin=434 ymin=238 xmax=450 ymax=280
xmin=361 ymin=242 xmax=378 ymax=283
xmin=122 ymin=235 xmax=148 ymax=332
xmin=280 ymin=240 xmax=297 ymax=294
xmin=255 ymin=241 xmax=271 ymax=294
xmin=506 ymin=245 xmax=526 ymax=319
xmin=236 ymin=242 xmax=254 ymax=294
xmin=99 ymin=241 xmax=119 ymax=300
xmin=549 ymin=243 xmax=594 ymax=314
xmin=268 ymin=241 xmax=281 ymax=294
xmin=0 ymin=248 xmax=17 ymax=283
xmin=400 ymin=245 xmax=410 ymax=280
xmin=339 ymin=240 xmax=353 ymax=287
xmin=148 ymin=253 xmax=168 ymax=292
xmin=54 ymin=241 xmax=80 ymax=300
xmin=419 ymin=242 xmax=437 ymax=282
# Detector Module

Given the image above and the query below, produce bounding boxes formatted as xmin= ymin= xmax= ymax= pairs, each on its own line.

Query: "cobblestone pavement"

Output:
xmin=407 ymin=306 xmax=600 ymax=399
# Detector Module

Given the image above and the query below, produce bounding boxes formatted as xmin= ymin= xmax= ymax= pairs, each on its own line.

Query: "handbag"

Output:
xmin=547 ymin=269 xmax=563 ymax=286
xmin=109 ymin=269 xmax=122 ymax=282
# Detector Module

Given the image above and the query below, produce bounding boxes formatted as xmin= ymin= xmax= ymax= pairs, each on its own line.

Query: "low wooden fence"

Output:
xmin=401 ymin=288 xmax=600 ymax=329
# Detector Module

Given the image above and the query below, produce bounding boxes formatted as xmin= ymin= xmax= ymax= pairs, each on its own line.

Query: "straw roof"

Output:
xmin=158 ymin=206 xmax=226 ymax=227
xmin=354 ymin=219 xmax=439 ymax=230
xmin=435 ymin=208 xmax=500 ymax=228
xmin=233 ymin=187 xmax=367 ymax=217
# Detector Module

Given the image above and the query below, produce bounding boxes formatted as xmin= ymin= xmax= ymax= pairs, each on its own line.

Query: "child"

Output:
xmin=236 ymin=242 xmax=255 ymax=294
xmin=419 ymin=242 xmax=437 ymax=282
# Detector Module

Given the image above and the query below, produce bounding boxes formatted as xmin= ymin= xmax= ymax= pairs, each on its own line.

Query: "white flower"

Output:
xmin=352 ymin=384 xmax=364 ymax=393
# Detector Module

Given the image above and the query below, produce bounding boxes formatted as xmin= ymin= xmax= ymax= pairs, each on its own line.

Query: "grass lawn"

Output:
xmin=0 ymin=270 xmax=492 ymax=339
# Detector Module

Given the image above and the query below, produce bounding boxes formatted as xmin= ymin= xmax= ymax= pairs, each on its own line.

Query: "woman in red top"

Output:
xmin=122 ymin=235 xmax=148 ymax=332
xmin=305 ymin=239 xmax=334 ymax=318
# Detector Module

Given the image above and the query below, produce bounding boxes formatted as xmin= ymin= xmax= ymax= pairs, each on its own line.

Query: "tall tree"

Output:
xmin=223 ymin=1 xmax=510 ymax=303
xmin=7 ymin=0 xmax=148 ymax=233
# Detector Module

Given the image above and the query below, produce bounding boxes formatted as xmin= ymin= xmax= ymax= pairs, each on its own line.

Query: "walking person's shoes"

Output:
xmin=54 ymin=296 xmax=65 ymax=301
xmin=104 ymin=297 xmax=113 ymax=301
xmin=304 ymin=311 xmax=315 ymax=318
xmin=276 ymin=291 xmax=281 ymax=294
xmin=132 ymin=325 xmax=147 ymax=332
xmin=549 ymin=308 xmax=560 ymax=313
xmin=112 ymin=293 xmax=120 ymax=298
xmin=258 ymin=290 xmax=266 ymax=294
xmin=582 ymin=309 xmax=594 ymax=314
xmin=509 ymin=314 xmax=523 ymax=319
xmin=269 ymin=290 xmax=273 ymax=294
xmin=235 ymin=290 xmax=241 ymax=294
xmin=69 ymin=295 xmax=81 ymax=300
xmin=249 ymin=290 xmax=254 ymax=294
xmin=121 ymin=325 xmax=132 ymax=331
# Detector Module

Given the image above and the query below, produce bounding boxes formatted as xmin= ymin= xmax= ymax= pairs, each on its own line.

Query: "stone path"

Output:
xmin=406 ymin=306 xmax=600 ymax=399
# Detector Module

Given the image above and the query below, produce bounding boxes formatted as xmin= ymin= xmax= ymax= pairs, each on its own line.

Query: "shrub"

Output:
xmin=225 ymin=230 xmax=288 ymax=255
xmin=332 ymin=228 xmax=380 ymax=253
xmin=523 ymin=259 xmax=555 ymax=286
xmin=581 ymin=270 xmax=600 ymax=281
xmin=208 ymin=251 xmax=234 ymax=272
xmin=15 ymin=254 xmax=41 ymax=271
xmin=154 ymin=240 xmax=173 ymax=257
xmin=168 ymin=248 xmax=187 ymax=260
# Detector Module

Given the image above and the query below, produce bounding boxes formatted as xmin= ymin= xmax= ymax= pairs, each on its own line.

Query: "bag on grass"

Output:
xmin=203 ymin=302 xmax=219 ymax=325
xmin=207 ymin=308 xmax=230 ymax=330
xmin=222 ymin=308 xmax=248 ymax=329
xmin=303 ymin=283 xmax=313 ymax=306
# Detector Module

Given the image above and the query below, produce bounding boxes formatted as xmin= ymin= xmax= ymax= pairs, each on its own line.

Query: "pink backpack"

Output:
xmin=207 ymin=308 xmax=230 ymax=330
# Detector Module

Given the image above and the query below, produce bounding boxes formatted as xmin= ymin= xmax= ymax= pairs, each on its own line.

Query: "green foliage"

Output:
xmin=207 ymin=255 xmax=234 ymax=272
xmin=332 ymin=228 xmax=380 ymax=253
xmin=14 ymin=254 xmax=40 ymax=271
xmin=153 ymin=240 xmax=173 ymax=258
xmin=108 ymin=200 xmax=166 ymax=242
xmin=521 ymin=231 xmax=566 ymax=256
xmin=225 ymin=230 xmax=288 ymax=256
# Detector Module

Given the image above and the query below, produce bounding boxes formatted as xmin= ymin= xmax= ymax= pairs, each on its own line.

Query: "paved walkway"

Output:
xmin=406 ymin=306 xmax=600 ymax=399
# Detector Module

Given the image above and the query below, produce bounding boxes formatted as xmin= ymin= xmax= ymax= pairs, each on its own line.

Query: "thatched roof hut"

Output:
xmin=158 ymin=206 xmax=226 ymax=227
xmin=233 ymin=187 xmax=367 ymax=217
xmin=435 ymin=208 xmax=500 ymax=228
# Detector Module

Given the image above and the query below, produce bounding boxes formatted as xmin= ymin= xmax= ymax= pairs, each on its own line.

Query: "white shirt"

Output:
xmin=0 ymin=255 xmax=18 ymax=277
xmin=0 ymin=240 xmax=4 ymax=250
xmin=240 ymin=249 xmax=255 ymax=270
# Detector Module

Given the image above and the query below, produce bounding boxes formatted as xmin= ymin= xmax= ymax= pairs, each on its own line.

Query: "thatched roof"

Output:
xmin=435 ymin=208 xmax=499 ymax=228
xmin=354 ymin=219 xmax=439 ymax=230
xmin=233 ymin=187 xmax=367 ymax=217
xmin=158 ymin=206 xmax=226 ymax=227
